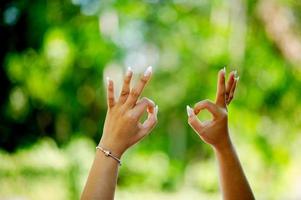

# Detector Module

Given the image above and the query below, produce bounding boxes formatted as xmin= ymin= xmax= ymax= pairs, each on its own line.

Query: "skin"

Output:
xmin=187 ymin=68 xmax=255 ymax=200
xmin=81 ymin=67 xmax=158 ymax=200
xmin=82 ymin=67 xmax=254 ymax=200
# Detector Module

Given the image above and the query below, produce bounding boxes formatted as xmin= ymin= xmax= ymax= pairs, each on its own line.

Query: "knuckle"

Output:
xmin=120 ymin=90 xmax=129 ymax=97
xmin=126 ymin=112 xmax=137 ymax=121
xmin=124 ymin=77 xmax=131 ymax=84
xmin=108 ymin=86 xmax=113 ymax=91
xmin=220 ymin=109 xmax=228 ymax=119
xmin=130 ymin=90 xmax=140 ymax=98
xmin=140 ymin=76 xmax=148 ymax=84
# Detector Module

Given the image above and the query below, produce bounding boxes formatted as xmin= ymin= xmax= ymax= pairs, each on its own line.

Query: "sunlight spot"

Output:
xmin=9 ymin=87 xmax=27 ymax=113
xmin=4 ymin=6 xmax=19 ymax=25
xmin=99 ymin=10 xmax=119 ymax=37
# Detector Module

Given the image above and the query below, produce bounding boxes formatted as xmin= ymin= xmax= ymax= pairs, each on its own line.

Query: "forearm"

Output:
xmin=214 ymin=140 xmax=254 ymax=200
xmin=81 ymin=67 xmax=157 ymax=200
xmin=81 ymin=150 xmax=120 ymax=200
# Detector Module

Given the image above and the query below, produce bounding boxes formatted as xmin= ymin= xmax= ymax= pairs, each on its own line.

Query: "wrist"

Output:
xmin=98 ymin=139 xmax=126 ymax=159
xmin=213 ymin=136 xmax=233 ymax=153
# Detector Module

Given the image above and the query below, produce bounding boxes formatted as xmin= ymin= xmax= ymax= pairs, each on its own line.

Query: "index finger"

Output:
xmin=131 ymin=97 xmax=155 ymax=119
xmin=194 ymin=99 xmax=221 ymax=118
xmin=125 ymin=66 xmax=152 ymax=107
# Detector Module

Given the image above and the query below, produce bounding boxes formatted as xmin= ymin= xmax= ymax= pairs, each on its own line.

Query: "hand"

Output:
xmin=99 ymin=67 xmax=158 ymax=157
xmin=187 ymin=68 xmax=239 ymax=150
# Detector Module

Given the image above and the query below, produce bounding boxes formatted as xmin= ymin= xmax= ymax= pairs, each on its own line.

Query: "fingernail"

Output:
xmin=126 ymin=67 xmax=132 ymax=76
xmin=106 ymin=77 xmax=110 ymax=85
xmin=235 ymin=76 xmax=240 ymax=81
xmin=234 ymin=70 xmax=237 ymax=77
xmin=144 ymin=66 xmax=153 ymax=77
xmin=223 ymin=66 xmax=226 ymax=74
xmin=155 ymin=105 xmax=159 ymax=114
xmin=186 ymin=105 xmax=193 ymax=117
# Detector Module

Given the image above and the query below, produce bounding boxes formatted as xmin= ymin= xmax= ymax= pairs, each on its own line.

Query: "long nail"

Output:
xmin=234 ymin=70 xmax=237 ymax=77
xmin=126 ymin=67 xmax=132 ymax=76
xmin=235 ymin=76 xmax=240 ymax=81
xmin=144 ymin=66 xmax=153 ymax=77
xmin=106 ymin=77 xmax=110 ymax=85
xmin=155 ymin=105 xmax=159 ymax=114
xmin=223 ymin=66 xmax=226 ymax=74
xmin=186 ymin=105 xmax=193 ymax=117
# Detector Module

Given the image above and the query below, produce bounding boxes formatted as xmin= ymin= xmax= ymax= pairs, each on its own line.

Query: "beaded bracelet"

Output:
xmin=96 ymin=146 xmax=122 ymax=166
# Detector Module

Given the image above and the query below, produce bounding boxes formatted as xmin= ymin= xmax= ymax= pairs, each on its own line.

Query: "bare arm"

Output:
xmin=81 ymin=66 xmax=158 ymax=200
xmin=214 ymin=140 xmax=254 ymax=200
xmin=187 ymin=68 xmax=254 ymax=200
xmin=81 ymin=150 xmax=120 ymax=200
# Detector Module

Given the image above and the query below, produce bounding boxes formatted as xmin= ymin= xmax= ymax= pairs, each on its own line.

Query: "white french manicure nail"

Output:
xmin=155 ymin=105 xmax=159 ymax=114
xmin=126 ymin=67 xmax=132 ymax=76
xmin=106 ymin=77 xmax=110 ymax=85
xmin=186 ymin=105 xmax=193 ymax=117
xmin=234 ymin=70 xmax=237 ymax=77
xmin=235 ymin=76 xmax=240 ymax=81
xmin=223 ymin=66 xmax=226 ymax=73
xmin=144 ymin=66 xmax=153 ymax=77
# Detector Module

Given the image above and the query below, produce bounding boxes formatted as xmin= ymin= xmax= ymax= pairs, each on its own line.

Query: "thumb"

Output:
xmin=187 ymin=105 xmax=204 ymax=134
xmin=133 ymin=105 xmax=159 ymax=142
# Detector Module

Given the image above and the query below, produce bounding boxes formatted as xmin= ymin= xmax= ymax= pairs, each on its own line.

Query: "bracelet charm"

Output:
xmin=96 ymin=146 xmax=121 ymax=166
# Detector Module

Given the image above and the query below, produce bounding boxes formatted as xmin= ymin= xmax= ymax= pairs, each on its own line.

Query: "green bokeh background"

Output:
xmin=1 ymin=0 xmax=301 ymax=199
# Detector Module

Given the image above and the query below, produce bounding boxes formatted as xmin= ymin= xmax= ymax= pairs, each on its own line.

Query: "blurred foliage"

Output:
xmin=1 ymin=0 xmax=301 ymax=199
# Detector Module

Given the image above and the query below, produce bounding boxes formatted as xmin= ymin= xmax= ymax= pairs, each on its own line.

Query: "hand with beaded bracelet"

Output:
xmin=81 ymin=66 xmax=158 ymax=200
